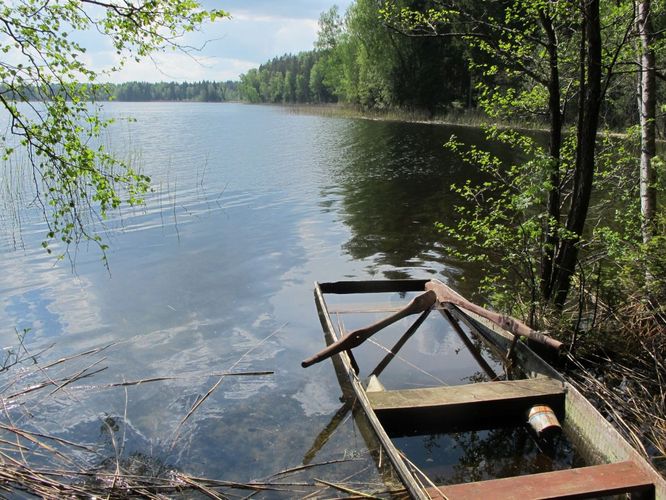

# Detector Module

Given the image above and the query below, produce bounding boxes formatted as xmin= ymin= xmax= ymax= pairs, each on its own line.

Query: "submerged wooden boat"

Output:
xmin=303 ymin=279 xmax=666 ymax=499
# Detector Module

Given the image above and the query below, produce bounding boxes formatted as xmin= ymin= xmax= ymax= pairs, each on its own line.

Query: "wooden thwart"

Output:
xmin=427 ymin=460 xmax=655 ymax=499
xmin=308 ymin=279 xmax=666 ymax=499
xmin=368 ymin=378 xmax=565 ymax=434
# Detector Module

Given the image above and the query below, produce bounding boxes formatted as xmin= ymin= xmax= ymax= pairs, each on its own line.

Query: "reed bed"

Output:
xmin=564 ymin=298 xmax=666 ymax=475
xmin=0 ymin=333 xmax=402 ymax=498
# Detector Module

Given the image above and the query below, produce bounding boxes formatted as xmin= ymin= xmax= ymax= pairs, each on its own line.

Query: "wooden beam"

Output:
xmin=319 ymin=279 xmax=429 ymax=294
xmin=427 ymin=280 xmax=563 ymax=350
xmin=327 ymin=303 xmax=405 ymax=314
xmin=368 ymin=378 xmax=565 ymax=436
xmin=302 ymin=290 xmax=436 ymax=368
xmin=313 ymin=282 xmax=431 ymax=500
xmin=427 ymin=461 xmax=655 ymax=499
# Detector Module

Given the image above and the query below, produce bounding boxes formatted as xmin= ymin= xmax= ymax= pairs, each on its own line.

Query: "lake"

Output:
xmin=0 ymin=103 xmax=577 ymax=496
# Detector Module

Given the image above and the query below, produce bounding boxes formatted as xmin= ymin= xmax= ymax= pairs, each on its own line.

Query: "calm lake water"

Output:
xmin=0 ymin=103 xmax=577 ymax=496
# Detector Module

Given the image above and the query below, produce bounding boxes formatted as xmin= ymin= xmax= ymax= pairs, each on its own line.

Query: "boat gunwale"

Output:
xmin=313 ymin=278 xmax=666 ymax=499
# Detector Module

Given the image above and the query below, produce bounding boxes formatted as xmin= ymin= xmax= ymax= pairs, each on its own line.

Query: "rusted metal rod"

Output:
xmin=302 ymin=290 xmax=437 ymax=368
xmin=425 ymin=280 xmax=563 ymax=351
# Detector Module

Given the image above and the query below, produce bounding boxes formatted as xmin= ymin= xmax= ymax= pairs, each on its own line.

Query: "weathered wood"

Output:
xmin=313 ymin=282 xmax=429 ymax=499
xmin=319 ymin=279 xmax=429 ymax=294
xmin=426 ymin=280 xmax=563 ymax=350
xmin=302 ymin=290 xmax=436 ymax=368
xmin=369 ymin=308 xmax=431 ymax=379
xmin=327 ymin=303 xmax=405 ymax=314
xmin=428 ymin=461 xmax=655 ymax=499
xmin=368 ymin=378 xmax=565 ymax=436
xmin=441 ymin=308 xmax=499 ymax=381
xmin=451 ymin=307 xmax=666 ymax=498
xmin=311 ymin=279 xmax=666 ymax=499
xmin=449 ymin=306 xmax=561 ymax=380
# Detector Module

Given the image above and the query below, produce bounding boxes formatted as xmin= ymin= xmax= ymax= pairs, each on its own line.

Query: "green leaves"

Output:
xmin=0 ymin=0 xmax=228 ymax=260
xmin=440 ymin=126 xmax=564 ymax=321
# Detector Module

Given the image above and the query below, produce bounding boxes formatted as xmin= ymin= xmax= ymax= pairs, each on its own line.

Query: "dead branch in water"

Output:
xmin=1 ymin=336 xmax=396 ymax=498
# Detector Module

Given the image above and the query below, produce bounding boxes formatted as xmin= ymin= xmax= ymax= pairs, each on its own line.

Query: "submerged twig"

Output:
xmin=172 ymin=324 xmax=285 ymax=443
xmin=313 ymin=478 xmax=383 ymax=499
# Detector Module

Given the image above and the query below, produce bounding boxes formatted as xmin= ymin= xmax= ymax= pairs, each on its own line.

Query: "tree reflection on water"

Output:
xmin=396 ymin=425 xmax=584 ymax=485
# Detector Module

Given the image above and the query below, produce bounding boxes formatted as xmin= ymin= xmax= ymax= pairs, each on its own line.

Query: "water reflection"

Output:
xmin=0 ymin=103 xmax=554 ymax=494
xmin=395 ymin=426 xmax=582 ymax=485
xmin=326 ymin=119 xmax=512 ymax=292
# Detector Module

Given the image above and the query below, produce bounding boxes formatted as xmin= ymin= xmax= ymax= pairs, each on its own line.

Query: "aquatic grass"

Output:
xmin=0 ymin=334 xmax=403 ymax=498
xmin=281 ymin=102 xmax=538 ymax=130
xmin=565 ymin=332 xmax=666 ymax=475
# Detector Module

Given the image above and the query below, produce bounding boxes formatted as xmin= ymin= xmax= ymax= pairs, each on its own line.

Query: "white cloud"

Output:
xmin=98 ymin=52 xmax=259 ymax=83
xmin=31 ymin=1 xmax=353 ymax=83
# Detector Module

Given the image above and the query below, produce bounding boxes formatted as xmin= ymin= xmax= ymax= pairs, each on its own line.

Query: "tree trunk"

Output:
xmin=539 ymin=7 xmax=563 ymax=301
xmin=637 ymin=0 xmax=657 ymax=244
xmin=551 ymin=0 xmax=602 ymax=309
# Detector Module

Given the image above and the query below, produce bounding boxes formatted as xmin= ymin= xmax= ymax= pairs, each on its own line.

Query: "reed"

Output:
xmin=0 ymin=334 xmax=399 ymax=497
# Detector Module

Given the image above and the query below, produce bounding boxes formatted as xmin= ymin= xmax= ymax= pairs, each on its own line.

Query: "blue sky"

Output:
xmin=97 ymin=1 xmax=353 ymax=83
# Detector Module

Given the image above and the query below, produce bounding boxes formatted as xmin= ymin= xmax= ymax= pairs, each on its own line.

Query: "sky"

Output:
xmin=94 ymin=1 xmax=353 ymax=83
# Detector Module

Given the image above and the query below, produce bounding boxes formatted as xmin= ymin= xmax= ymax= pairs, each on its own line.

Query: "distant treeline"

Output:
xmin=237 ymin=2 xmax=471 ymax=114
xmin=104 ymin=80 xmax=239 ymax=102
xmin=1 ymin=80 xmax=240 ymax=103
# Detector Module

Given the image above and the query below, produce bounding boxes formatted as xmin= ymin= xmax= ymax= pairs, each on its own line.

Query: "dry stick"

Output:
xmin=0 ymin=424 xmax=96 ymax=453
xmin=174 ymin=473 xmax=295 ymax=491
xmin=313 ymin=478 xmax=382 ymax=499
xmin=267 ymin=458 xmax=359 ymax=480
xmin=5 ymin=342 xmax=105 ymax=402
xmin=0 ymin=342 xmax=54 ymax=377
xmin=97 ymin=371 xmax=274 ymax=388
xmin=568 ymin=355 xmax=651 ymax=457
xmin=0 ymin=437 xmax=29 ymax=450
xmin=104 ymin=384 xmax=125 ymax=498
xmin=398 ymin=452 xmax=446 ymax=500
xmin=2 ymin=426 xmax=78 ymax=467
xmin=171 ymin=324 xmax=285 ymax=444
xmin=177 ymin=474 xmax=229 ymax=500
xmin=121 ymin=382 xmax=129 ymax=457
xmin=301 ymin=466 xmax=373 ymax=500
xmin=0 ymin=344 xmax=56 ymax=393
xmin=0 ymin=453 xmax=91 ymax=497
xmin=48 ymin=357 xmax=108 ymax=396
xmin=1 ymin=396 xmax=32 ymax=466
xmin=39 ymin=343 xmax=116 ymax=371
xmin=7 ymin=366 xmax=108 ymax=401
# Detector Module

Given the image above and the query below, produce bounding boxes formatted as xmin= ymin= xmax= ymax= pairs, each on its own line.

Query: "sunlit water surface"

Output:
xmin=0 ymin=103 xmax=577 ymax=495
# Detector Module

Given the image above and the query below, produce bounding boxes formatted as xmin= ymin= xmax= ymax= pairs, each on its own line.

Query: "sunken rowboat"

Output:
xmin=302 ymin=279 xmax=666 ymax=499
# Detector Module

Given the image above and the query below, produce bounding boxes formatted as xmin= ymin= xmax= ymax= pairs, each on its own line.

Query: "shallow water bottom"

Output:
xmin=394 ymin=425 xmax=584 ymax=486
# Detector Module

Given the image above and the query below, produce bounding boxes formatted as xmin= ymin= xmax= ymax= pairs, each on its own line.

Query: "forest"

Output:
xmin=237 ymin=3 xmax=471 ymax=113
xmin=104 ymin=81 xmax=239 ymax=102
xmin=237 ymin=1 xmax=659 ymax=131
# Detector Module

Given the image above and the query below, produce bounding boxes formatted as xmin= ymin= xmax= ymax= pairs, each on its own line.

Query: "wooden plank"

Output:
xmin=453 ymin=308 xmax=666 ymax=498
xmin=319 ymin=279 xmax=429 ymax=294
xmin=313 ymin=282 xmax=430 ymax=500
xmin=327 ymin=303 xmax=405 ymax=314
xmin=368 ymin=378 xmax=565 ymax=436
xmin=427 ymin=461 xmax=655 ymax=499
